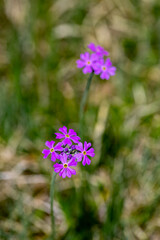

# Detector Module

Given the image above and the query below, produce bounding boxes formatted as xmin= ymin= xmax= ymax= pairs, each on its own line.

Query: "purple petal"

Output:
xmin=80 ymin=52 xmax=89 ymax=60
xmin=100 ymin=72 xmax=107 ymax=79
xmin=55 ymin=133 xmax=65 ymax=139
xmin=84 ymin=141 xmax=88 ymax=151
xmin=87 ymin=143 xmax=92 ymax=149
xmin=88 ymin=43 xmax=96 ymax=52
xmin=66 ymin=169 xmax=72 ymax=178
xmin=82 ymin=156 xmax=87 ymax=166
xmin=53 ymin=163 xmax=63 ymax=172
xmin=109 ymin=66 xmax=116 ymax=76
xmin=68 ymin=129 xmax=77 ymax=136
xmin=94 ymin=68 xmax=102 ymax=75
xmin=74 ymin=153 xmax=83 ymax=162
xmin=54 ymin=142 xmax=63 ymax=151
xmin=60 ymin=169 xmax=67 ymax=178
xmin=68 ymin=158 xmax=77 ymax=167
xmin=51 ymin=152 xmax=57 ymax=162
xmin=105 ymin=58 xmax=112 ymax=66
xmin=59 ymin=126 xmax=67 ymax=134
xmin=86 ymin=149 xmax=95 ymax=157
xmin=82 ymin=156 xmax=91 ymax=166
xmin=62 ymin=138 xmax=72 ymax=146
xmin=76 ymin=59 xmax=85 ymax=68
xmin=82 ymin=66 xmax=92 ymax=74
xmin=60 ymin=154 xmax=68 ymax=164
xmin=70 ymin=136 xmax=81 ymax=143
xmin=68 ymin=167 xmax=76 ymax=175
xmin=42 ymin=149 xmax=50 ymax=158
xmin=45 ymin=141 xmax=55 ymax=148
xmin=90 ymin=53 xmax=99 ymax=61
xmin=75 ymin=142 xmax=83 ymax=151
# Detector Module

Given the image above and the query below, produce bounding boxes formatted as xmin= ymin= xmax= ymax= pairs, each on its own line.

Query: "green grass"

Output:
xmin=0 ymin=0 xmax=160 ymax=239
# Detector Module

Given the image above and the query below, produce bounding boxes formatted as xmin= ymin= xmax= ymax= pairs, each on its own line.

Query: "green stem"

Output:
xmin=79 ymin=71 xmax=94 ymax=139
xmin=50 ymin=171 xmax=57 ymax=239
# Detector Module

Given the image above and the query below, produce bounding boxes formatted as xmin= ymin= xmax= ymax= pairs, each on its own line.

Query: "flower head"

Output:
xmin=75 ymin=141 xmax=95 ymax=166
xmin=93 ymin=58 xmax=116 ymax=80
xmin=55 ymin=126 xmax=81 ymax=146
xmin=76 ymin=52 xmax=98 ymax=74
xmin=53 ymin=154 xmax=77 ymax=178
xmin=42 ymin=141 xmax=63 ymax=161
xmin=88 ymin=43 xmax=109 ymax=57
xmin=42 ymin=127 xmax=95 ymax=178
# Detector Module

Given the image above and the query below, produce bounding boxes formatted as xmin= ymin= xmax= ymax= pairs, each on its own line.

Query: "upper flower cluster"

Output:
xmin=42 ymin=126 xmax=95 ymax=178
xmin=76 ymin=43 xmax=116 ymax=80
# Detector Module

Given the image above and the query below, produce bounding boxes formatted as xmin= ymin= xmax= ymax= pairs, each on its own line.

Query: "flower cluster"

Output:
xmin=76 ymin=43 xmax=116 ymax=80
xmin=42 ymin=126 xmax=95 ymax=178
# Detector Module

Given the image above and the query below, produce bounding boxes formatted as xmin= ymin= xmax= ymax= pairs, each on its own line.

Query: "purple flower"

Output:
xmin=53 ymin=154 xmax=77 ymax=178
xmin=42 ymin=141 xmax=63 ymax=161
xmin=88 ymin=43 xmax=109 ymax=57
xmin=55 ymin=126 xmax=81 ymax=146
xmin=76 ymin=52 xmax=98 ymax=74
xmin=93 ymin=58 xmax=116 ymax=80
xmin=75 ymin=141 xmax=95 ymax=166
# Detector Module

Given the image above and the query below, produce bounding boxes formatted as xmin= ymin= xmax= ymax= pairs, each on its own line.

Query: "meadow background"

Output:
xmin=0 ymin=0 xmax=160 ymax=239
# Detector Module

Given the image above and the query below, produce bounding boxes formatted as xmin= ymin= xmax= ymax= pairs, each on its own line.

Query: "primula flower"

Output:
xmin=88 ymin=43 xmax=109 ymax=57
xmin=76 ymin=52 xmax=98 ymax=74
xmin=75 ymin=141 xmax=95 ymax=166
xmin=93 ymin=58 xmax=116 ymax=80
xmin=42 ymin=141 xmax=63 ymax=161
xmin=55 ymin=126 xmax=81 ymax=146
xmin=53 ymin=154 xmax=77 ymax=178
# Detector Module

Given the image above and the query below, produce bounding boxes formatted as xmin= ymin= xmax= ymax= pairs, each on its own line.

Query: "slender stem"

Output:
xmin=79 ymin=71 xmax=94 ymax=139
xmin=50 ymin=171 xmax=57 ymax=239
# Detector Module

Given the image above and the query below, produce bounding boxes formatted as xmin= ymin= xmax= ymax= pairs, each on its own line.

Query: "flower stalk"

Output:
xmin=50 ymin=171 xmax=57 ymax=239
xmin=79 ymin=71 xmax=94 ymax=139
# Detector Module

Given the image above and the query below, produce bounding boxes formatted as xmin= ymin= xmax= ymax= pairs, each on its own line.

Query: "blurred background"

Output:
xmin=0 ymin=0 xmax=160 ymax=239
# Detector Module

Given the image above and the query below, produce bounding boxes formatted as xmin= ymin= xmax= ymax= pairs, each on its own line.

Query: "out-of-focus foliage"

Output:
xmin=0 ymin=0 xmax=160 ymax=239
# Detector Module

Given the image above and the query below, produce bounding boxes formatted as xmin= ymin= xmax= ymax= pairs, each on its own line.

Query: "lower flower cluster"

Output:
xmin=42 ymin=126 xmax=95 ymax=178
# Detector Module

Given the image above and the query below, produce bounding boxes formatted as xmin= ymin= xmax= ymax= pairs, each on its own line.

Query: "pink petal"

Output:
xmin=54 ymin=142 xmax=63 ymax=151
xmin=82 ymin=156 xmax=91 ymax=165
xmin=60 ymin=154 xmax=67 ymax=164
xmin=84 ymin=141 xmax=88 ymax=151
xmin=45 ymin=141 xmax=55 ymax=148
xmin=70 ymin=136 xmax=81 ymax=143
xmin=62 ymin=138 xmax=72 ymax=146
xmin=109 ymin=66 xmax=116 ymax=75
xmin=68 ymin=129 xmax=77 ymax=136
xmin=53 ymin=163 xmax=63 ymax=172
xmin=105 ymin=58 xmax=112 ymax=66
xmin=76 ymin=60 xmax=85 ymax=68
xmin=66 ymin=169 xmax=72 ymax=178
xmin=55 ymin=133 xmax=65 ymax=139
xmin=51 ymin=152 xmax=57 ymax=161
xmin=59 ymin=126 xmax=67 ymax=134
xmin=75 ymin=142 xmax=83 ymax=151
xmin=68 ymin=158 xmax=77 ymax=167
xmin=82 ymin=66 xmax=92 ymax=74
xmin=42 ymin=149 xmax=50 ymax=158
xmin=88 ymin=43 xmax=96 ymax=52
xmin=87 ymin=143 xmax=91 ymax=149
xmin=68 ymin=167 xmax=76 ymax=175
xmin=60 ymin=169 xmax=67 ymax=178
xmin=74 ymin=153 xmax=83 ymax=162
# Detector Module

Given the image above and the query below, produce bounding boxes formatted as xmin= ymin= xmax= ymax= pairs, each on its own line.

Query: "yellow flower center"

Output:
xmin=65 ymin=134 xmax=70 ymax=138
xmin=83 ymin=151 xmax=86 ymax=155
xmin=50 ymin=148 xmax=54 ymax=153
xmin=87 ymin=61 xmax=91 ymax=65
xmin=102 ymin=66 xmax=106 ymax=71
xmin=63 ymin=163 xmax=68 ymax=168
